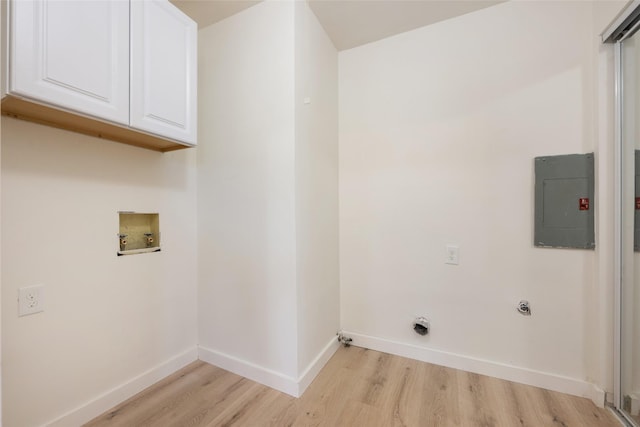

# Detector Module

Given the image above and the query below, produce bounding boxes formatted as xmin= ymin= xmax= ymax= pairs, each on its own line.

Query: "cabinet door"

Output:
xmin=130 ymin=0 xmax=197 ymax=145
xmin=10 ymin=0 xmax=129 ymax=124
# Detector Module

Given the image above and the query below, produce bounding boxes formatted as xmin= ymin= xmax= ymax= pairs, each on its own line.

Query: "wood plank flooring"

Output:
xmin=85 ymin=346 xmax=621 ymax=427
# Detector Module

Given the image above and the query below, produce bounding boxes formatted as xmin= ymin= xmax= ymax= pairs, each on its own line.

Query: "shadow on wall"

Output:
xmin=1 ymin=116 xmax=194 ymax=190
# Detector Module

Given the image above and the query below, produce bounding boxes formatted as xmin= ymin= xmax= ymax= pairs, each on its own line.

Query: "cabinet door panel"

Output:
xmin=11 ymin=0 xmax=129 ymax=124
xmin=130 ymin=0 xmax=197 ymax=145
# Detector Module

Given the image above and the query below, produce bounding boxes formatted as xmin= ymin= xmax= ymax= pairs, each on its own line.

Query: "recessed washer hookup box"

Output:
xmin=118 ymin=212 xmax=161 ymax=255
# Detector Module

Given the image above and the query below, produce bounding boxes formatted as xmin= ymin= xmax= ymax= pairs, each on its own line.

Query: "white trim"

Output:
xmin=40 ymin=338 xmax=337 ymax=426
xmin=614 ymin=40 xmax=624 ymax=412
xmin=198 ymin=336 xmax=339 ymax=398
xmin=343 ymin=331 xmax=601 ymax=403
xmin=117 ymin=247 xmax=161 ymax=256
xmin=587 ymin=383 xmax=608 ymax=408
xmin=296 ymin=337 xmax=340 ymax=395
xmin=602 ymin=0 xmax=640 ymax=43
xmin=197 ymin=346 xmax=299 ymax=397
xmin=47 ymin=347 xmax=198 ymax=427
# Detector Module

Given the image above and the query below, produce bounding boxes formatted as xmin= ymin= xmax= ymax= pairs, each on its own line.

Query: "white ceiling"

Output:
xmin=308 ymin=0 xmax=504 ymax=50
xmin=171 ymin=0 xmax=505 ymax=51
xmin=170 ymin=0 xmax=261 ymax=29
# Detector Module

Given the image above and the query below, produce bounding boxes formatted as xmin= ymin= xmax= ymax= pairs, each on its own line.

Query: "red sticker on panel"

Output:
xmin=636 ymin=197 xmax=640 ymax=210
xmin=579 ymin=198 xmax=589 ymax=211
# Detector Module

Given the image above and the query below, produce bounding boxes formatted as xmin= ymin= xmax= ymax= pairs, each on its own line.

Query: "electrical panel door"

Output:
xmin=534 ymin=153 xmax=594 ymax=249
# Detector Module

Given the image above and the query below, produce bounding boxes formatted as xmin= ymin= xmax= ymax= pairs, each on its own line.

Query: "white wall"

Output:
xmin=197 ymin=0 xmax=339 ymax=393
xmin=197 ymin=0 xmax=299 ymax=380
xmin=339 ymin=0 xmax=603 ymax=394
xmin=294 ymin=0 xmax=340 ymax=377
xmin=1 ymin=118 xmax=198 ymax=426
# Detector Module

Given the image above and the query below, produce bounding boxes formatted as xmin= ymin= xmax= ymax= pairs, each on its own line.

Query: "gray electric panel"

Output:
xmin=534 ymin=153 xmax=594 ymax=249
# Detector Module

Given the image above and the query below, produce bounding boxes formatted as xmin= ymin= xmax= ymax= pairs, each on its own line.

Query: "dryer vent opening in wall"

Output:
xmin=118 ymin=212 xmax=161 ymax=256
xmin=413 ymin=317 xmax=430 ymax=335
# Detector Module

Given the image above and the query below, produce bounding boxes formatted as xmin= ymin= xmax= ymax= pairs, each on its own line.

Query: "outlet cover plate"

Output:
xmin=445 ymin=245 xmax=459 ymax=265
xmin=19 ymin=284 xmax=44 ymax=316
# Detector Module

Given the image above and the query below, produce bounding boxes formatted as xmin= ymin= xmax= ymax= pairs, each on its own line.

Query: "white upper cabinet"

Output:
xmin=10 ymin=0 xmax=129 ymax=125
xmin=130 ymin=0 xmax=197 ymax=145
xmin=2 ymin=0 xmax=197 ymax=150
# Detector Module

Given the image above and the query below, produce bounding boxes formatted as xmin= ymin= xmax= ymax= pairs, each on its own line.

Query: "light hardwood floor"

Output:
xmin=85 ymin=346 xmax=621 ymax=427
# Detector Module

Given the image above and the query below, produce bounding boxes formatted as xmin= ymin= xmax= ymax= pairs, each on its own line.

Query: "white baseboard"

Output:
xmin=587 ymin=383 xmax=607 ymax=408
xmin=45 ymin=334 xmax=602 ymax=426
xmin=343 ymin=331 xmax=600 ymax=404
xmin=630 ymin=392 xmax=640 ymax=415
xmin=42 ymin=337 xmax=336 ymax=427
xmin=47 ymin=346 xmax=198 ymax=427
xmin=296 ymin=337 xmax=340 ymax=395
xmin=198 ymin=346 xmax=299 ymax=397
xmin=198 ymin=336 xmax=339 ymax=398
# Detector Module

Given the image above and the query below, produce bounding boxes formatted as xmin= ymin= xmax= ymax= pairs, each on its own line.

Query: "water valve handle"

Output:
xmin=517 ymin=300 xmax=531 ymax=315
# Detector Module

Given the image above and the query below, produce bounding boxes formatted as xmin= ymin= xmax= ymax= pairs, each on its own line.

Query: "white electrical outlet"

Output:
xmin=18 ymin=285 xmax=44 ymax=316
xmin=445 ymin=245 xmax=459 ymax=265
